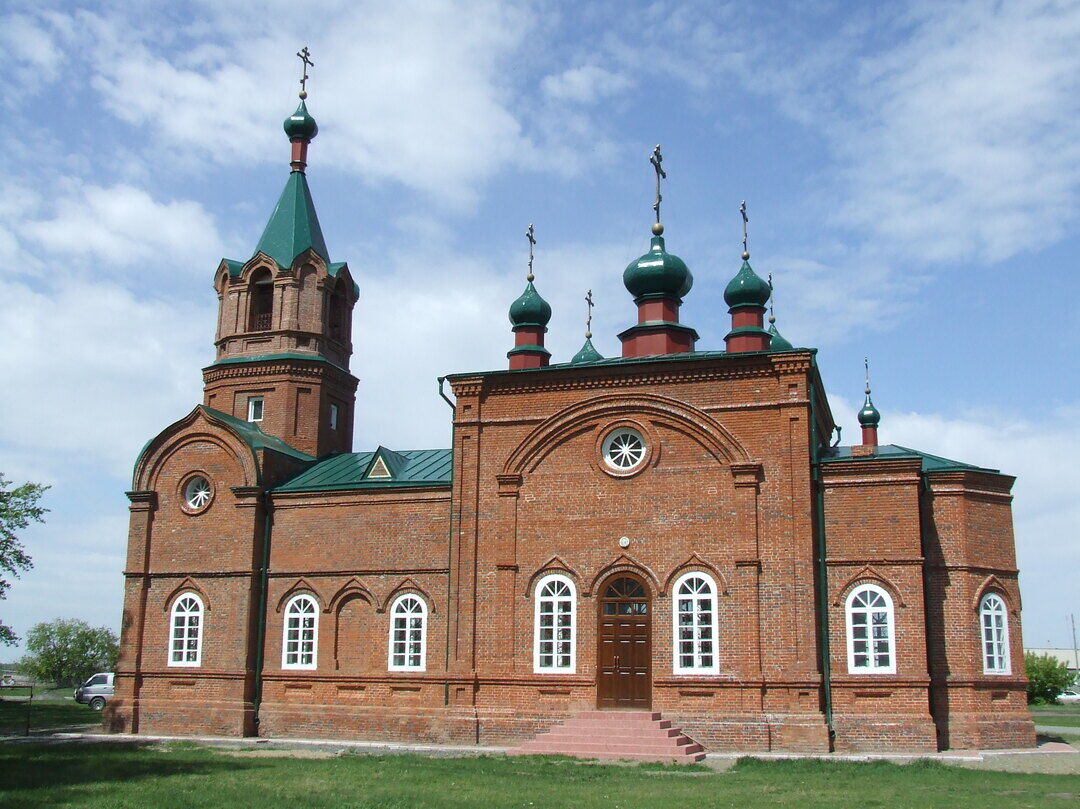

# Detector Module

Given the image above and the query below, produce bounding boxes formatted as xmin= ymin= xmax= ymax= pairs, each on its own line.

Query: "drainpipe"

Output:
xmin=252 ymin=492 xmax=273 ymax=734
xmin=438 ymin=376 xmax=455 ymax=706
xmin=809 ymin=369 xmax=835 ymax=741
xmin=438 ymin=377 xmax=455 ymax=411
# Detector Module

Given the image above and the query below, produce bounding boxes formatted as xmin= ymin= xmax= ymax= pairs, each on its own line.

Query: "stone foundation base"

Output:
xmin=831 ymin=713 xmax=937 ymax=752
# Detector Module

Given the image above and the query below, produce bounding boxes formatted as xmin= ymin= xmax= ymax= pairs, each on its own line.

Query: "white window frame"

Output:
xmin=533 ymin=574 xmax=576 ymax=674
xmin=247 ymin=396 xmax=264 ymax=422
xmin=282 ymin=594 xmax=319 ymax=670
xmin=388 ymin=594 xmax=427 ymax=672
xmin=845 ymin=584 xmax=896 ymax=674
xmin=329 ymin=403 xmax=339 ymax=431
xmin=980 ymin=592 xmax=1011 ymax=674
xmin=672 ymin=572 xmax=719 ymax=675
xmin=168 ymin=593 xmax=204 ymax=667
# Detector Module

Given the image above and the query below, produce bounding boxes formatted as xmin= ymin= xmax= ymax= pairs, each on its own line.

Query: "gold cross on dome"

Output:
xmin=650 ymin=144 xmax=666 ymax=224
xmin=740 ymin=200 xmax=749 ymax=258
xmin=297 ymin=46 xmax=314 ymax=98
xmin=585 ymin=289 xmax=594 ymax=339
xmin=525 ymin=223 xmax=536 ymax=281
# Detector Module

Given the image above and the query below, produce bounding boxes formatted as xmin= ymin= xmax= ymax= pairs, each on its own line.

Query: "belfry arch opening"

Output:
xmin=248 ymin=269 xmax=274 ymax=331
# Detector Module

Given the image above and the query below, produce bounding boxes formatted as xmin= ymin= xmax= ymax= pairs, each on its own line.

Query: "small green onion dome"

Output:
xmin=623 ymin=235 xmax=693 ymax=299
xmin=724 ymin=259 xmax=771 ymax=308
xmin=570 ymin=337 xmax=603 ymax=364
xmin=768 ymin=322 xmax=793 ymax=351
xmin=858 ymin=391 xmax=881 ymax=427
xmin=509 ymin=281 xmax=552 ymax=327
xmin=284 ymin=100 xmax=319 ymax=140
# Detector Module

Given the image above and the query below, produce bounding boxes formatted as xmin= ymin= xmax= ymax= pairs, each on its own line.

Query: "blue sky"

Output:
xmin=1 ymin=0 xmax=1077 ymax=658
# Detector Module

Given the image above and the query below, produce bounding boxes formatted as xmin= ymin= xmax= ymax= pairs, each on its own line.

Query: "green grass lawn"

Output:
xmin=1031 ymin=703 xmax=1080 ymax=727
xmin=0 ymin=698 xmax=101 ymax=735
xmin=0 ymin=743 xmax=1077 ymax=809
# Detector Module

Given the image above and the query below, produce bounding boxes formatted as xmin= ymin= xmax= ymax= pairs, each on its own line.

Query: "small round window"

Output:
xmin=602 ymin=428 xmax=646 ymax=472
xmin=183 ymin=476 xmax=213 ymax=513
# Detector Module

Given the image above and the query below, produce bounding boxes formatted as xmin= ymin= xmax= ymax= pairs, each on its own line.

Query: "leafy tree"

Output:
xmin=1025 ymin=652 xmax=1074 ymax=704
xmin=17 ymin=619 xmax=118 ymax=687
xmin=0 ymin=474 xmax=49 ymax=645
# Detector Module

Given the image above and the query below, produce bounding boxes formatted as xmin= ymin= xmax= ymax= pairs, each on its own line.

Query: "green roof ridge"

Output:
xmin=201 ymin=406 xmax=315 ymax=463
xmin=254 ymin=171 xmax=330 ymax=269
xmin=275 ymin=448 xmax=453 ymax=492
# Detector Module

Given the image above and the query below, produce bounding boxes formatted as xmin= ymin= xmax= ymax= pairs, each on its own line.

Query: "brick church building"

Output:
xmin=107 ymin=93 xmax=1035 ymax=755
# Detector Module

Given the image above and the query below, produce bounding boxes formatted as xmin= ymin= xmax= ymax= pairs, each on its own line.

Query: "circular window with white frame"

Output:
xmin=181 ymin=474 xmax=214 ymax=514
xmin=601 ymin=427 xmax=648 ymax=475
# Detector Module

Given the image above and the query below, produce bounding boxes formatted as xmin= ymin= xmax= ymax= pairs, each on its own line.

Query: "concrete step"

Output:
xmin=561 ymin=717 xmax=674 ymax=730
xmin=509 ymin=710 xmax=706 ymax=764
xmin=535 ymin=727 xmax=684 ymax=742
xmin=519 ymin=739 xmax=705 ymax=755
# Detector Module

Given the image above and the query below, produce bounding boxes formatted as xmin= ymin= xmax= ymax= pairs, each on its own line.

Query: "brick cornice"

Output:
xmin=126 ymin=490 xmax=157 ymax=510
xmin=202 ymin=360 xmax=357 ymax=388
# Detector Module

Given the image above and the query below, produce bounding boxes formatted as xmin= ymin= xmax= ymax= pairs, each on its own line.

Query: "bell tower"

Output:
xmin=202 ymin=63 xmax=358 ymax=458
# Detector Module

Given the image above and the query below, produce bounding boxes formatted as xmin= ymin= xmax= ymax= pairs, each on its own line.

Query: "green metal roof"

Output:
xmin=624 ymin=235 xmax=693 ymax=299
xmin=276 ymin=448 xmax=453 ymax=492
xmin=820 ymin=443 xmax=999 ymax=474
xmin=201 ymin=407 xmax=316 ymax=463
xmin=570 ymin=337 xmax=604 ymax=364
xmin=254 ymin=170 xmax=330 ymax=270
xmin=203 ymin=352 xmax=351 ymax=374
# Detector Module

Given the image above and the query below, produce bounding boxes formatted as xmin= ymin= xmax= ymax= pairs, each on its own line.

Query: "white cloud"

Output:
xmin=541 ymin=64 xmax=631 ymax=103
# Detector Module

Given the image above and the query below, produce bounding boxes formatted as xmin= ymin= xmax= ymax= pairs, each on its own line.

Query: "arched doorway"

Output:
xmin=597 ymin=575 xmax=651 ymax=708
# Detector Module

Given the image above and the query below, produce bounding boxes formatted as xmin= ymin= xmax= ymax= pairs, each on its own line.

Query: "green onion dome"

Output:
xmin=570 ymin=337 xmax=603 ymax=364
xmin=768 ymin=322 xmax=793 ymax=351
xmin=509 ymin=281 xmax=552 ymax=327
xmin=284 ymin=100 xmax=319 ymax=140
xmin=858 ymin=391 xmax=881 ymax=427
xmin=723 ymin=259 xmax=771 ymax=308
xmin=623 ymin=235 xmax=693 ymax=299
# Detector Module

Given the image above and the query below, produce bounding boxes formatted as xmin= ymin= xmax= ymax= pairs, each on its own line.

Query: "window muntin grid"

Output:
xmin=388 ymin=595 xmax=426 ymax=671
xmin=672 ymin=573 xmax=718 ymax=674
xmin=534 ymin=575 xmax=576 ymax=673
xmin=169 ymin=594 xmax=203 ymax=667
xmin=183 ymin=476 xmax=212 ymax=512
xmin=846 ymin=585 xmax=895 ymax=674
xmin=980 ymin=593 xmax=1011 ymax=674
xmin=282 ymin=594 xmax=318 ymax=670
xmin=601 ymin=428 xmax=646 ymax=472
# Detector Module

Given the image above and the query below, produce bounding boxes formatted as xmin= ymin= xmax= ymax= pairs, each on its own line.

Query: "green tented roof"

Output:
xmin=276 ymin=448 xmax=453 ymax=492
xmin=820 ymin=443 xmax=999 ymax=474
xmin=254 ymin=171 xmax=330 ymax=269
xmin=201 ymin=407 xmax=316 ymax=463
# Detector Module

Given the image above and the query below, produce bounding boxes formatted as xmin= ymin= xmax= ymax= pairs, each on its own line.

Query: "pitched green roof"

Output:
xmin=254 ymin=171 xmax=329 ymax=269
xmin=820 ymin=443 xmax=999 ymax=474
xmin=276 ymin=448 xmax=453 ymax=492
xmin=201 ymin=407 xmax=316 ymax=463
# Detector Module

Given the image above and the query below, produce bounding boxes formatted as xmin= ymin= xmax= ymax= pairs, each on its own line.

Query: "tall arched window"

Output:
xmin=845 ymin=584 xmax=895 ymax=674
xmin=534 ymin=574 xmax=576 ymax=673
xmin=169 ymin=594 xmax=203 ymax=667
xmin=388 ymin=594 xmax=426 ymax=671
xmin=672 ymin=572 xmax=718 ymax=674
xmin=282 ymin=594 xmax=318 ymax=670
xmin=980 ymin=593 xmax=1011 ymax=674
xmin=248 ymin=269 xmax=274 ymax=331
xmin=328 ymin=280 xmax=347 ymax=340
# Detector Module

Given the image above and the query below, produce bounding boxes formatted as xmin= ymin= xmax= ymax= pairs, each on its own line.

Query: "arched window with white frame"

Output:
xmin=388 ymin=594 xmax=427 ymax=671
xmin=672 ymin=572 xmax=719 ymax=674
xmin=534 ymin=574 xmax=576 ymax=673
xmin=980 ymin=592 xmax=1011 ymax=674
xmin=282 ymin=594 xmax=318 ymax=670
xmin=169 ymin=593 xmax=203 ymax=667
xmin=845 ymin=584 xmax=895 ymax=674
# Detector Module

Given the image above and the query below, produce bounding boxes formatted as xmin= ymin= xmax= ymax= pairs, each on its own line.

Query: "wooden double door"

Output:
xmin=597 ymin=576 xmax=651 ymax=708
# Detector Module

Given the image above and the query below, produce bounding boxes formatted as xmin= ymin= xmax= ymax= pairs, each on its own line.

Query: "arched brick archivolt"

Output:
xmin=161 ymin=578 xmax=212 ymax=613
xmin=502 ymin=392 xmax=752 ymax=477
xmin=661 ymin=554 xmax=730 ymax=597
xmin=328 ymin=579 xmax=375 ymax=672
xmin=133 ymin=406 xmax=260 ymax=492
xmin=585 ymin=554 xmax=661 ymax=598
xmin=326 ymin=578 xmax=375 ymax=614
xmin=274 ymin=578 xmax=324 ymax=612
xmin=833 ymin=565 xmax=907 ymax=608
xmin=377 ymin=578 xmax=436 ymax=614
xmin=971 ymin=574 xmax=1019 ymax=614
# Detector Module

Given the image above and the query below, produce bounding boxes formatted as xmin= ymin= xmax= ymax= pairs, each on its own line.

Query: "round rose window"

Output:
xmin=602 ymin=428 xmax=646 ymax=472
xmin=183 ymin=476 xmax=212 ymax=512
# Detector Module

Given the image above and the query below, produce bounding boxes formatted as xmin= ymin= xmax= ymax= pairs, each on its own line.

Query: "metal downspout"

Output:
xmin=439 ymin=376 xmax=455 ymax=707
xmin=809 ymin=374 xmax=835 ymax=739
xmin=252 ymin=493 xmax=273 ymax=734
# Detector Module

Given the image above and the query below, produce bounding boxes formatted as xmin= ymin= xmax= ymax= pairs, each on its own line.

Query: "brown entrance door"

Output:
xmin=597 ymin=576 xmax=651 ymax=708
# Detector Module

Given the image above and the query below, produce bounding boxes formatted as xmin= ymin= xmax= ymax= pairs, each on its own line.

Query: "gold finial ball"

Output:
xmin=741 ymin=251 xmax=750 ymax=261
xmin=299 ymin=90 xmax=308 ymax=100
xmin=526 ymin=273 xmax=535 ymax=282
xmin=652 ymin=222 xmax=664 ymax=236
xmin=586 ymin=330 xmax=592 ymax=339
xmin=769 ymin=315 xmax=776 ymax=325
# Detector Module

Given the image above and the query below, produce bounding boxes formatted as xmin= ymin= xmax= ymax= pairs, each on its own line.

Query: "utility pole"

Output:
xmin=1072 ymin=613 xmax=1078 ymax=685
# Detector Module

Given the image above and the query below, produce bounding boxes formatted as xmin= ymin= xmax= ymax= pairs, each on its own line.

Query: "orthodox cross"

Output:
xmin=585 ymin=289 xmax=594 ymax=339
xmin=297 ymin=46 xmax=314 ymax=99
xmin=525 ymin=223 xmax=536 ymax=281
xmin=740 ymin=200 xmax=749 ymax=259
xmin=767 ymin=273 xmax=775 ymax=325
xmin=650 ymin=144 xmax=666 ymax=225
xmin=864 ymin=356 xmax=872 ymax=394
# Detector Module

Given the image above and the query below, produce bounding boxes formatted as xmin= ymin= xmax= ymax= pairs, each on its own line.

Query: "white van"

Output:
xmin=74 ymin=672 xmax=114 ymax=710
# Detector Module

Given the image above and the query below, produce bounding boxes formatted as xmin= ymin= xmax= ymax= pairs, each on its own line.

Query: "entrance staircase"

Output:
xmin=511 ymin=711 xmax=706 ymax=763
